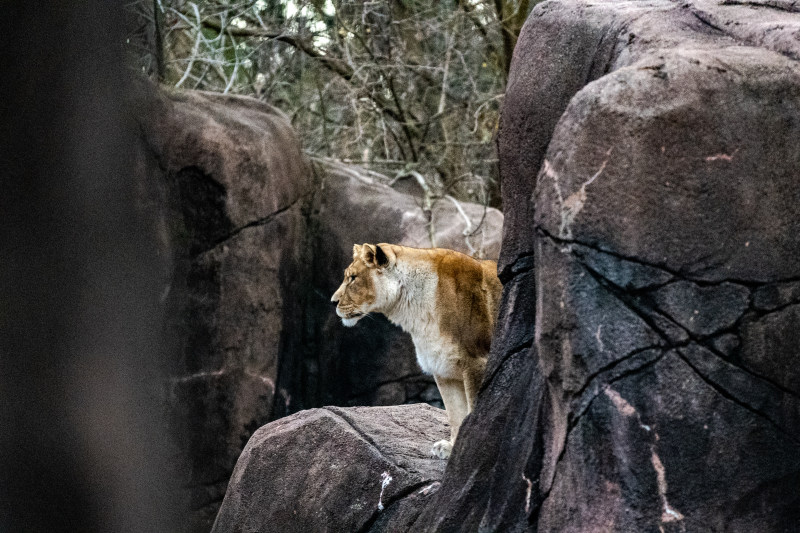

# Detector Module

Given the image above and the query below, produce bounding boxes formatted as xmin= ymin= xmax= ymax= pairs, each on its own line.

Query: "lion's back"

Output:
xmin=422 ymin=248 xmax=501 ymax=359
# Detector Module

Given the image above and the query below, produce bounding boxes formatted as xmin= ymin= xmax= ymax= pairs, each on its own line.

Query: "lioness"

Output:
xmin=331 ymin=243 xmax=502 ymax=459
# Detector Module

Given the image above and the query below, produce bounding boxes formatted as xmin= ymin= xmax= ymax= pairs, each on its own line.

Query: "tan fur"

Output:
xmin=331 ymin=243 xmax=502 ymax=458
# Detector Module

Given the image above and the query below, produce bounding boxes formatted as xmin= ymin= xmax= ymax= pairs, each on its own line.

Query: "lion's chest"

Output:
xmin=387 ymin=264 xmax=461 ymax=379
xmin=412 ymin=335 xmax=461 ymax=379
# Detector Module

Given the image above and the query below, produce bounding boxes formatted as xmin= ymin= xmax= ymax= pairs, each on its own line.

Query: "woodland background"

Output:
xmin=129 ymin=0 xmax=541 ymax=208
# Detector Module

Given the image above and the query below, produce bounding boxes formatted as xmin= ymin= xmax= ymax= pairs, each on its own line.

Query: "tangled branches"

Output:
xmin=133 ymin=0 xmax=538 ymax=207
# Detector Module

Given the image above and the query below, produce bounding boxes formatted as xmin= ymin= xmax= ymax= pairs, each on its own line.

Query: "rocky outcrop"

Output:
xmin=414 ymin=1 xmax=800 ymax=532
xmin=136 ymin=87 xmax=503 ymax=531
xmin=211 ymin=404 xmax=449 ymax=533
xmin=138 ymin=89 xmax=313 ymax=531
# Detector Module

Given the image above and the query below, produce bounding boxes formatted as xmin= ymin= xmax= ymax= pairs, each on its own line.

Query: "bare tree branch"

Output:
xmin=148 ymin=0 xmax=518 ymax=207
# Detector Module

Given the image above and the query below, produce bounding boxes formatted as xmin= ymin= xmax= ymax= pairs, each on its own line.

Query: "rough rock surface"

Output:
xmin=211 ymin=404 xmax=449 ymax=533
xmin=136 ymin=88 xmax=503 ymax=531
xmin=413 ymin=1 xmax=800 ymax=532
xmin=138 ymin=89 xmax=313 ymax=531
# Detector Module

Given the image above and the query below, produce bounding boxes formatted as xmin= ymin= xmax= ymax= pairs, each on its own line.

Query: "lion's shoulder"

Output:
xmin=382 ymin=244 xmax=501 ymax=354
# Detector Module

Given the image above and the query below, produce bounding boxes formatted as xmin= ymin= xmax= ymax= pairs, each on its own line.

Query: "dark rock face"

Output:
xmin=139 ymin=89 xmax=312 ymax=531
xmin=136 ymin=89 xmax=503 ymax=530
xmin=211 ymin=404 xmax=449 ymax=533
xmin=415 ymin=1 xmax=800 ymax=532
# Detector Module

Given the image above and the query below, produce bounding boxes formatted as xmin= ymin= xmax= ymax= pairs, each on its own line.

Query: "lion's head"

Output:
xmin=331 ymin=243 xmax=399 ymax=327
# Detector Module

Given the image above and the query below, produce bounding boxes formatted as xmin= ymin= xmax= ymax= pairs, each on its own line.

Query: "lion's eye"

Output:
xmin=349 ymin=275 xmax=356 ymax=282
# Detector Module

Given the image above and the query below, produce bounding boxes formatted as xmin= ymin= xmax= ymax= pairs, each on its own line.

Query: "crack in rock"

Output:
xmin=499 ymin=252 xmax=535 ymax=284
xmin=686 ymin=3 xmax=800 ymax=61
xmin=323 ymin=408 xmax=410 ymax=474
xmin=539 ymin=226 xmax=800 ymax=286
xmin=194 ymin=194 xmax=308 ymax=258
xmin=676 ymin=347 xmax=800 ymax=443
xmin=650 ymin=280 xmax=750 ymax=337
xmin=570 ymin=348 xmax=669 ymax=431
xmin=578 ymin=255 xmax=799 ymax=401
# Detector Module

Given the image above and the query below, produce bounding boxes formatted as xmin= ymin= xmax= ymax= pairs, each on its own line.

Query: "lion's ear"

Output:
xmin=361 ymin=243 xmax=377 ymax=267
xmin=360 ymin=243 xmax=395 ymax=269
xmin=352 ymin=244 xmax=362 ymax=260
xmin=375 ymin=244 xmax=395 ymax=268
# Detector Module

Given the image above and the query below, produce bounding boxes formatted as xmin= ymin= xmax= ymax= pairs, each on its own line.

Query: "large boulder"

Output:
xmin=415 ymin=1 xmax=800 ymax=532
xmin=211 ymin=404 xmax=449 ymax=533
xmin=139 ymin=88 xmax=313 ymax=531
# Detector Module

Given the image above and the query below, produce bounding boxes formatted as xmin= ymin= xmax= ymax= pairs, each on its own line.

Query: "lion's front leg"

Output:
xmin=462 ymin=361 xmax=485 ymax=412
xmin=432 ymin=376 xmax=468 ymax=459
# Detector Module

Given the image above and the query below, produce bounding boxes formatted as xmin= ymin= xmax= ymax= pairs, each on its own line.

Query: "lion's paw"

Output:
xmin=431 ymin=439 xmax=453 ymax=459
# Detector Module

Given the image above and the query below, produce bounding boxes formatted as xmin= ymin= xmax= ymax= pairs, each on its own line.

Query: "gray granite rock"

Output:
xmin=211 ymin=404 xmax=449 ymax=533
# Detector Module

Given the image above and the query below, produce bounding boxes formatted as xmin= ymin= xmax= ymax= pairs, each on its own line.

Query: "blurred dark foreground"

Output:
xmin=0 ymin=2 xmax=179 ymax=531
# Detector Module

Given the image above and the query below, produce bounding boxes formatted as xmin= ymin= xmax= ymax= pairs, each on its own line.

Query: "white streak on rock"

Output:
xmin=652 ymin=448 xmax=685 ymax=523
xmin=705 ymin=148 xmax=738 ymax=162
xmin=546 ymin=149 xmax=612 ymax=239
xmin=522 ymin=473 xmax=533 ymax=514
xmin=377 ymin=471 xmax=393 ymax=511
xmin=543 ymin=159 xmax=564 ymax=206
xmin=245 ymin=370 xmax=276 ymax=393
xmin=604 ymin=387 xmax=636 ymax=417
xmin=171 ymin=369 xmax=225 ymax=383
xmin=604 ymin=387 xmax=684 ymax=525
xmin=419 ymin=481 xmax=440 ymax=496
xmin=595 ymin=325 xmax=605 ymax=353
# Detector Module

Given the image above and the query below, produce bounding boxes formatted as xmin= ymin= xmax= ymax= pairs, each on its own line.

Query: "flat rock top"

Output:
xmin=212 ymin=404 xmax=449 ymax=533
